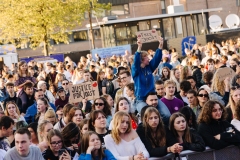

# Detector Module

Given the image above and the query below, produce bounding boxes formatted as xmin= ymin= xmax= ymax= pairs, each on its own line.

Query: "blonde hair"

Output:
xmin=44 ymin=109 xmax=57 ymax=123
xmin=4 ymin=101 xmax=20 ymax=116
xmin=111 ymin=111 xmax=132 ymax=144
xmin=211 ymin=74 xmax=225 ymax=96
xmin=37 ymin=120 xmax=52 ymax=142
xmin=164 ymin=79 xmax=176 ymax=88
xmin=170 ymin=69 xmax=180 ymax=91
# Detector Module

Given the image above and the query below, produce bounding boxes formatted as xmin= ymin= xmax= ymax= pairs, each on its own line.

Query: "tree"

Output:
xmin=0 ymin=0 xmax=110 ymax=56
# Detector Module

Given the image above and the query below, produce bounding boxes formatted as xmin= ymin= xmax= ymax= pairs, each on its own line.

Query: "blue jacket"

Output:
xmin=0 ymin=87 xmax=8 ymax=102
xmin=132 ymin=49 xmax=162 ymax=100
xmin=79 ymin=149 xmax=116 ymax=160
xmin=24 ymin=102 xmax=56 ymax=124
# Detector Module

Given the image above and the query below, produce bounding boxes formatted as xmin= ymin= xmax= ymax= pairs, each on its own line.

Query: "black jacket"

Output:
xmin=42 ymin=147 xmax=76 ymax=160
xmin=192 ymin=66 xmax=202 ymax=88
xmin=175 ymin=94 xmax=188 ymax=106
xmin=136 ymin=123 xmax=172 ymax=157
xmin=198 ymin=120 xmax=240 ymax=150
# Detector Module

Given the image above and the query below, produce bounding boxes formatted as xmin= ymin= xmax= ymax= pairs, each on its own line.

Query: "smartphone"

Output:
xmin=58 ymin=149 xmax=66 ymax=157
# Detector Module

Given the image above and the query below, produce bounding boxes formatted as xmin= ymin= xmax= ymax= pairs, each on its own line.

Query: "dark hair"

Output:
xmin=23 ymin=82 xmax=33 ymax=90
xmin=146 ymin=92 xmax=157 ymax=100
xmin=0 ymin=116 xmax=14 ymax=129
xmin=155 ymin=80 xmax=164 ymax=85
xmin=88 ymin=110 xmax=106 ymax=132
xmin=84 ymin=69 xmax=90 ymax=73
xmin=180 ymin=80 xmax=192 ymax=92
xmin=68 ymin=107 xmax=85 ymax=122
xmin=234 ymin=101 xmax=240 ymax=121
xmin=206 ymin=58 xmax=215 ymax=64
xmin=63 ymin=104 xmax=74 ymax=117
xmin=15 ymin=128 xmax=31 ymax=139
xmin=47 ymin=129 xmax=65 ymax=147
xmin=61 ymin=122 xmax=80 ymax=147
xmin=187 ymin=89 xmax=197 ymax=96
xmin=126 ymin=83 xmax=134 ymax=92
xmin=140 ymin=105 xmax=150 ymax=122
xmin=161 ymin=67 xmax=171 ymax=80
xmin=6 ymin=82 xmax=14 ymax=87
xmin=203 ymin=71 xmax=213 ymax=84
xmin=28 ymin=122 xmax=38 ymax=138
xmin=186 ymin=76 xmax=196 ymax=82
xmin=179 ymin=107 xmax=197 ymax=130
xmin=197 ymin=88 xmax=209 ymax=98
xmin=119 ymin=70 xmax=131 ymax=77
xmin=92 ymin=97 xmax=111 ymax=117
xmin=106 ymin=66 xmax=113 ymax=70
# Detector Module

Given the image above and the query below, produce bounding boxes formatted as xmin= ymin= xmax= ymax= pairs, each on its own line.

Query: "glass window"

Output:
xmin=192 ymin=15 xmax=199 ymax=35
xmin=101 ymin=25 xmax=116 ymax=47
xmin=107 ymin=4 xmax=129 ymax=16
xmin=186 ymin=16 xmax=194 ymax=36
xmin=94 ymin=29 xmax=101 ymax=40
xmin=115 ymin=24 xmax=127 ymax=46
xmin=162 ymin=18 xmax=175 ymax=39
xmin=73 ymin=31 xmax=88 ymax=42
xmin=126 ymin=22 xmax=138 ymax=44
xmin=181 ymin=17 xmax=187 ymax=37
xmin=138 ymin=21 xmax=150 ymax=31
xmin=197 ymin=14 xmax=207 ymax=34
xmin=174 ymin=17 xmax=185 ymax=38
xmin=151 ymin=19 xmax=162 ymax=36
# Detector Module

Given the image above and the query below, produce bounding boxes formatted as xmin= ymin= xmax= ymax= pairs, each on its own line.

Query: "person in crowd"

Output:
xmin=58 ymin=66 xmax=72 ymax=82
xmin=45 ymin=62 xmax=52 ymax=74
xmin=79 ymin=131 xmax=116 ymax=160
xmin=132 ymin=36 xmax=163 ymax=113
xmin=170 ymin=52 xmax=181 ymax=68
xmin=124 ymin=83 xmax=135 ymax=107
xmin=201 ymin=50 xmax=212 ymax=66
xmin=3 ymin=82 xmax=22 ymax=111
xmin=24 ymin=90 xmax=56 ymax=124
xmin=180 ymin=66 xmax=192 ymax=82
xmin=192 ymin=44 xmax=202 ymax=60
xmin=102 ymin=66 xmax=116 ymax=98
xmin=97 ymin=70 xmax=105 ymax=96
xmin=54 ymin=103 xmax=74 ymax=131
xmin=61 ymin=122 xmax=80 ymax=152
xmin=46 ymin=65 xmax=58 ymax=84
xmin=88 ymin=110 xmax=109 ymax=145
xmin=38 ymin=120 xmax=54 ymax=152
xmin=104 ymin=111 xmax=149 ymax=159
xmin=61 ymin=79 xmax=70 ymax=97
xmin=35 ymin=98 xmax=53 ymax=124
xmin=79 ymin=119 xmax=89 ymax=139
xmin=15 ymin=61 xmax=37 ymax=89
xmin=190 ymin=56 xmax=202 ymax=88
xmin=137 ymin=107 xmax=181 ymax=157
xmin=68 ymin=107 xmax=85 ymax=125
xmin=186 ymin=76 xmax=198 ymax=92
xmin=168 ymin=112 xmax=205 ymax=151
xmin=72 ymin=67 xmax=84 ymax=85
xmin=202 ymin=71 xmax=213 ymax=87
xmin=0 ymin=116 xmax=14 ymax=152
xmin=4 ymin=101 xmax=26 ymax=130
xmin=175 ymin=80 xmax=192 ymax=106
xmin=160 ymin=67 xmax=171 ymax=82
xmin=18 ymin=82 xmax=35 ymax=113
xmin=42 ymin=129 xmax=76 ymax=160
xmin=4 ymin=128 xmax=44 ymax=160
xmin=181 ymin=49 xmax=193 ymax=66
xmin=44 ymin=109 xmax=58 ymax=125
xmin=179 ymin=107 xmax=197 ymax=130
xmin=83 ymin=69 xmax=92 ymax=82
xmin=49 ymin=84 xmax=57 ymax=99
xmin=101 ymin=94 xmax=114 ymax=115
xmin=205 ymin=58 xmax=216 ymax=73
xmin=90 ymin=65 xmax=98 ymax=81
xmin=198 ymin=100 xmax=240 ymax=150
xmin=54 ymin=73 xmax=65 ymax=88
xmin=0 ymin=78 xmax=8 ymax=103
xmin=161 ymin=80 xmax=184 ymax=114
xmin=226 ymin=86 xmax=240 ymax=122
xmin=27 ymin=122 xmax=39 ymax=145
xmin=196 ymin=88 xmax=209 ymax=115
xmin=170 ymin=68 xmax=180 ymax=93
xmin=90 ymin=97 xmax=112 ymax=128
xmin=158 ymin=57 xmax=172 ymax=76
xmin=37 ymin=81 xmax=55 ymax=104
xmin=55 ymin=86 xmax=69 ymax=109
xmin=186 ymin=90 xmax=199 ymax=117
xmin=231 ymin=102 xmax=240 ymax=131
xmin=155 ymin=80 xmax=165 ymax=99
xmin=231 ymin=61 xmax=240 ymax=87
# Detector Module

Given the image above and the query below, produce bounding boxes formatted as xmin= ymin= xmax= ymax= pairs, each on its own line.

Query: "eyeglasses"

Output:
xmin=50 ymin=140 xmax=62 ymax=146
xmin=231 ymin=86 xmax=240 ymax=90
xmin=198 ymin=94 xmax=208 ymax=97
xmin=95 ymin=103 xmax=104 ymax=106
xmin=62 ymin=83 xmax=68 ymax=85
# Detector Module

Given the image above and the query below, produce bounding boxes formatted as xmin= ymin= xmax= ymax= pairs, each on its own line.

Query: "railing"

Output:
xmin=149 ymin=145 xmax=240 ymax=160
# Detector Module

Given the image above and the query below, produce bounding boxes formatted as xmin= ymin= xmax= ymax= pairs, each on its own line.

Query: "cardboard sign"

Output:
xmin=215 ymin=67 xmax=236 ymax=81
xmin=136 ymin=29 xmax=158 ymax=43
xmin=69 ymin=81 xmax=100 ymax=103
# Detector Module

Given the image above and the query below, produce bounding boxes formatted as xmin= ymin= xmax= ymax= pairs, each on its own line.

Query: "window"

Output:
xmin=73 ymin=31 xmax=88 ymax=42
xmin=115 ymin=23 xmax=128 ymax=45
xmin=160 ymin=0 xmax=166 ymax=14
xmin=138 ymin=21 xmax=150 ymax=31
xmin=186 ymin=16 xmax=194 ymax=36
xmin=162 ymin=18 xmax=175 ymax=39
xmin=237 ymin=0 xmax=240 ymax=6
xmin=94 ymin=29 xmax=101 ymax=40
xmin=107 ymin=4 xmax=129 ymax=16
xmin=151 ymin=19 xmax=162 ymax=36
xmin=101 ymin=25 xmax=116 ymax=47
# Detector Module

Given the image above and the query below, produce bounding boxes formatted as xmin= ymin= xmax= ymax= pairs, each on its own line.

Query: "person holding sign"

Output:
xmin=131 ymin=37 xmax=170 ymax=123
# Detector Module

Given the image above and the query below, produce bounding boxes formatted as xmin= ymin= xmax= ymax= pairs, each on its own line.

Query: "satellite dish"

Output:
xmin=225 ymin=14 xmax=239 ymax=28
xmin=209 ymin=15 xmax=222 ymax=30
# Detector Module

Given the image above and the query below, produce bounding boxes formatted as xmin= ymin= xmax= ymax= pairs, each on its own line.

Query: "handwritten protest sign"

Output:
xmin=215 ymin=67 xmax=236 ymax=81
xmin=136 ymin=29 xmax=158 ymax=43
xmin=69 ymin=81 xmax=99 ymax=103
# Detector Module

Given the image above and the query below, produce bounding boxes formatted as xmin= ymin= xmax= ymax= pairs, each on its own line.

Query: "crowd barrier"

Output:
xmin=149 ymin=145 xmax=240 ymax=160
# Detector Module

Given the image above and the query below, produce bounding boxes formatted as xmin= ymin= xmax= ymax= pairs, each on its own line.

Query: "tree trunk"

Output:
xmin=89 ymin=9 xmax=95 ymax=49
xmin=43 ymin=41 xmax=49 ymax=56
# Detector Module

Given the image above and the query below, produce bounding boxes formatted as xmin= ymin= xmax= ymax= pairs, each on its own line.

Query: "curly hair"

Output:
xmin=92 ymin=97 xmax=112 ymax=117
xmin=198 ymin=100 xmax=226 ymax=124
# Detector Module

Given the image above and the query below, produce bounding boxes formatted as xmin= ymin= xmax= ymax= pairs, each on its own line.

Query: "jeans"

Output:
xmin=133 ymin=99 xmax=171 ymax=126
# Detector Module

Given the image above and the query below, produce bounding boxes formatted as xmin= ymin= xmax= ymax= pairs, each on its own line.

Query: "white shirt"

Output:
xmin=45 ymin=90 xmax=55 ymax=104
xmin=231 ymin=119 xmax=240 ymax=131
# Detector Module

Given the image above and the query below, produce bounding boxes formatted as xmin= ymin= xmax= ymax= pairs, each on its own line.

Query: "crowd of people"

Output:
xmin=0 ymin=36 xmax=239 ymax=159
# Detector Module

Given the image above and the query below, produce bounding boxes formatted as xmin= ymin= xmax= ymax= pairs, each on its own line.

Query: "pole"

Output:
xmin=89 ymin=1 xmax=95 ymax=49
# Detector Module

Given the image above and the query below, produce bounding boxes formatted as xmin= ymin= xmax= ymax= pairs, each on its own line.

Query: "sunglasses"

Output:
xmin=62 ymin=83 xmax=68 ymax=85
xmin=231 ymin=86 xmax=240 ymax=90
xmin=95 ymin=103 xmax=104 ymax=106
xmin=198 ymin=94 xmax=208 ymax=97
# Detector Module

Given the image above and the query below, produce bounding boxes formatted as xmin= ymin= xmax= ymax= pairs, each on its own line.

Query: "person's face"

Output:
xmin=20 ymin=63 xmax=28 ymax=71
xmin=40 ymin=83 xmax=47 ymax=92
xmin=230 ymin=60 xmax=238 ymax=67
xmin=2 ymin=124 xmax=14 ymax=137
xmin=118 ymin=99 xmax=130 ymax=113
xmin=7 ymin=104 xmax=17 ymax=116
xmin=207 ymin=62 xmax=215 ymax=71
xmin=193 ymin=59 xmax=200 ymax=66
xmin=187 ymin=79 xmax=196 ymax=89
xmin=46 ymin=117 xmax=56 ymax=125
xmin=83 ymin=72 xmax=91 ymax=82
xmin=51 ymin=67 xmax=56 ymax=73
xmin=174 ymin=70 xmax=180 ymax=79
xmin=99 ymin=73 xmax=105 ymax=80
xmin=28 ymin=128 xmax=37 ymax=141
xmin=232 ymin=89 xmax=240 ymax=104
xmin=37 ymin=99 xmax=47 ymax=113
xmin=72 ymin=110 xmax=83 ymax=125
xmin=77 ymin=71 xmax=84 ymax=78
xmin=89 ymin=134 xmax=101 ymax=150
xmin=94 ymin=99 xmax=104 ymax=111
xmin=15 ymin=133 xmax=31 ymax=157
xmin=56 ymin=109 xmax=63 ymax=121
xmin=197 ymin=90 xmax=209 ymax=104
xmin=35 ymin=91 xmax=44 ymax=100
xmin=126 ymin=87 xmax=134 ymax=97
xmin=162 ymin=69 xmax=168 ymax=77
xmin=211 ymin=103 xmax=223 ymax=120
xmin=165 ymin=84 xmax=175 ymax=96
xmin=49 ymin=135 xmax=63 ymax=153
xmin=41 ymin=123 xmax=53 ymax=140
xmin=106 ymin=96 xmax=114 ymax=107
xmin=94 ymin=113 xmax=106 ymax=129
xmin=0 ymin=79 xmax=4 ymax=88
xmin=62 ymin=80 xmax=69 ymax=90
xmin=58 ymin=90 xmax=66 ymax=97
xmin=187 ymin=93 xmax=197 ymax=105
xmin=120 ymin=73 xmax=131 ymax=86
xmin=147 ymin=112 xmax=159 ymax=129
xmin=6 ymin=86 xmax=14 ymax=94
xmin=142 ymin=56 xmax=150 ymax=66
xmin=117 ymin=115 xmax=129 ymax=134
xmin=81 ymin=124 xmax=88 ymax=135
xmin=146 ymin=95 xmax=158 ymax=107
xmin=180 ymin=89 xmax=187 ymax=97
xmin=25 ymin=87 xmax=34 ymax=96
xmin=155 ymin=84 xmax=165 ymax=96
xmin=174 ymin=116 xmax=186 ymax=132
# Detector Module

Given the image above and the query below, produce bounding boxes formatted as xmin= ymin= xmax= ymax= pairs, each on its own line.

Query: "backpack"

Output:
xmin=106 ymin=80 xmax=114 ymax=97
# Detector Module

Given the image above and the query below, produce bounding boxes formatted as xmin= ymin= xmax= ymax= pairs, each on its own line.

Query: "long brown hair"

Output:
xmin=169 ymin=112 xmax=192 ymax=143
xmin=80 ymin=131 xmax=105 ymax=159
xmin=142 ymin=107 xmax=166 ymax=147
xmin=18 ymin=61 xmax=30 ymax=77
xmin=92 ymin=97 xmax=112 ymax=117
xmin=88 ymin=110 xmax=106 ymax=132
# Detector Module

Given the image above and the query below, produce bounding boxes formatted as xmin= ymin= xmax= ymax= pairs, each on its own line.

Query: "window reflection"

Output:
xmin=163 ymin=18 xmax=175 ymax=39
xmin=73 ymin=31 xmax=88 ymax=42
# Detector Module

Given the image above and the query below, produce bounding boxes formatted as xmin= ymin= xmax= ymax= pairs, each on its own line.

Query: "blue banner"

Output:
xmin=21 ymin=54 xmax=64 ymax=63
xmin=91 ymin=45 xmax=131 ymax=59
xmin=181 ymin=36 xmax=196 ymax=56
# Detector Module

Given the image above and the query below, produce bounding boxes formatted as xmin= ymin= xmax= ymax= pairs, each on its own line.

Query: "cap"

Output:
xmin=57 ymin=86 xmax=64 ymax=92
xmin=37 ymin=81 xmax=46 ymax=89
